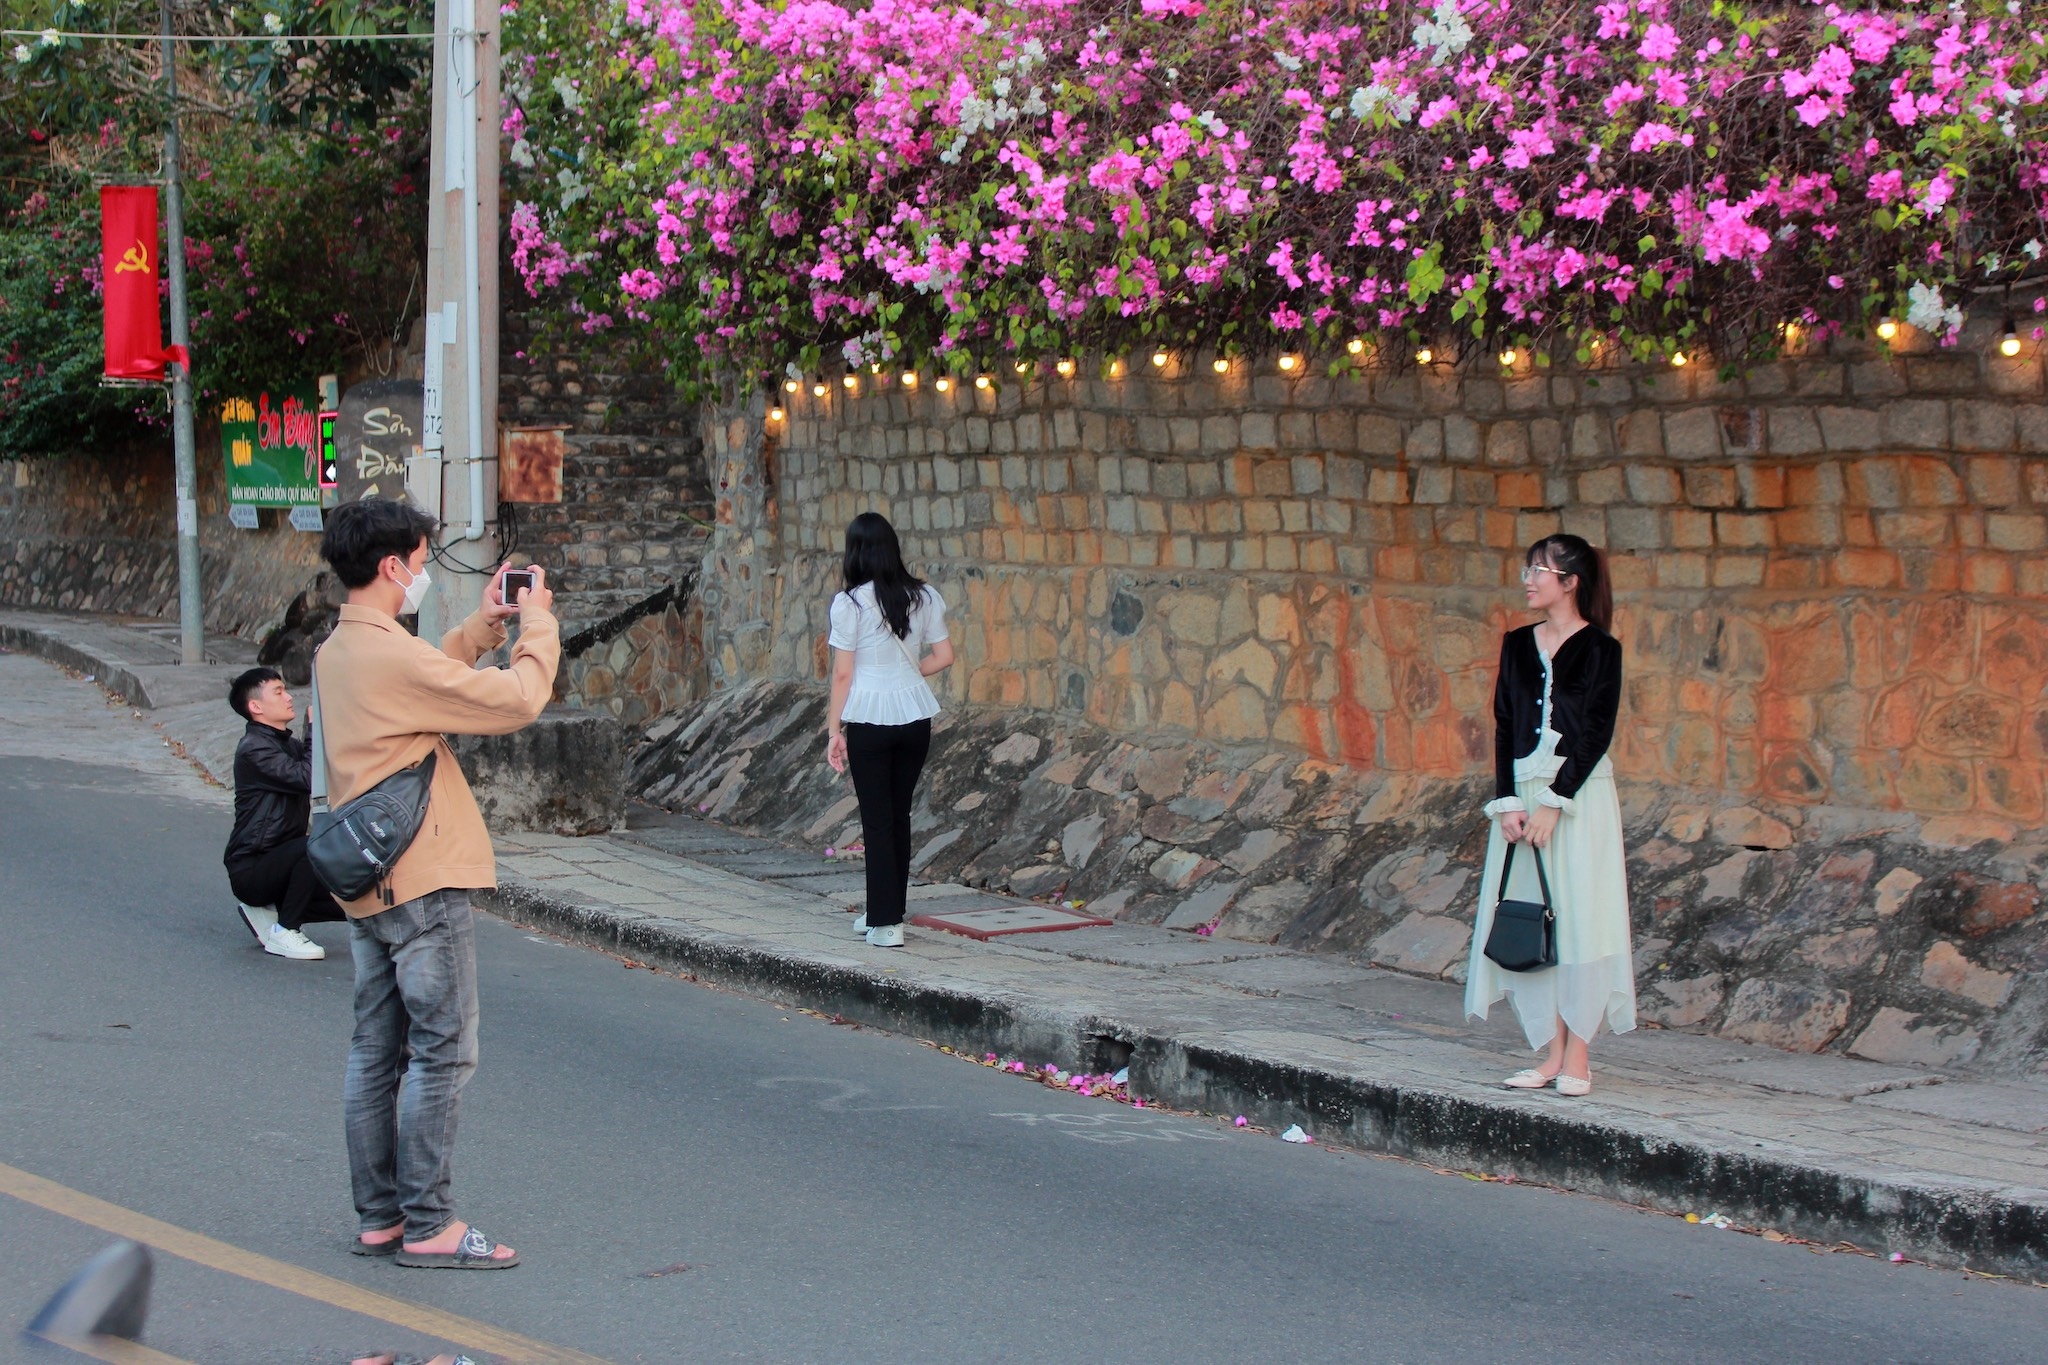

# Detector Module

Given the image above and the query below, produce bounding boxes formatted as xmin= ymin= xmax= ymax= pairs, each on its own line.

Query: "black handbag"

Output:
xmin=1482 ymin=842 xmax=1558 ymax=973
xmin=305 ymin=656 xmax=436 ymax=904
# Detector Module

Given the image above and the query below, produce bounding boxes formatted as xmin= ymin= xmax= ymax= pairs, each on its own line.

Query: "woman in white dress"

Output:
xmin=1464 ymin=533 xmax=1635 ymax=1096
xmin=823 ymin=512 xmax=954 ymax=948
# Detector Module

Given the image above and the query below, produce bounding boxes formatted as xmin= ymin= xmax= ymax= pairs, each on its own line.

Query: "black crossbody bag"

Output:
xmin=1482 ymin=841 xmax=1558 ymax=973
xmin=305 ymin=655 xmax=436 ymax=905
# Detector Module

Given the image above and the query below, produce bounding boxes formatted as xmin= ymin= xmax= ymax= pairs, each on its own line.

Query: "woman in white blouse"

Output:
xmin=824 ymin=513 xmax=954 ymax=947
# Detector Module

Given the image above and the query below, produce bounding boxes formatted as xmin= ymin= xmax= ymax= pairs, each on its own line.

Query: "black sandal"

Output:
xmin=351 ymin=1229 xmax=403 ymax=1257
xmin=393 ymin=1226 xmax=520 ymax=1270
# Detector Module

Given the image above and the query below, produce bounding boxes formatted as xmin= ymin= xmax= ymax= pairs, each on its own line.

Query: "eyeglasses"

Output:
xmin=1519 ymin=564 xmax=1570 ymax=585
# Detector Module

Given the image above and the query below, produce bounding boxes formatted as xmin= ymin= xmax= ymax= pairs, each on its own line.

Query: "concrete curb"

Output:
xmin=0 ymin=613 xmax=252 ymax=710
xmin=482 ymin=876 xmax=2048 ymax=1281
xmin=0 ymin=618 xmax=157 ymax=707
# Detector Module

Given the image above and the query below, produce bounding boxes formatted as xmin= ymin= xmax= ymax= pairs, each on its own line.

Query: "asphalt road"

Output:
xmin=2 ymin=648 xmax=2044 ymax=1364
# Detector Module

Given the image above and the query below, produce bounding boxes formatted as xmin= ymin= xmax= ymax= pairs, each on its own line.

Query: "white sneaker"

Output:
xmin=237 ymin=902 xmax=279 ymax=943
xmin=263 ymin=924 xmax=326 ymax=960
xmin=852 ymin=913 xmax=868 ymax=937
xmin=865 ymin=924 xmax=904 ymax=948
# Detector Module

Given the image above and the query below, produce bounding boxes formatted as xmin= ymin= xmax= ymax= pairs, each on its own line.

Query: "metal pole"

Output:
xmin=161 ymin=0 xmax=204 ymax=665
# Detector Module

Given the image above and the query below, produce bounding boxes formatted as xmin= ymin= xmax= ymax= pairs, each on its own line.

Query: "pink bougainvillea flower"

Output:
xmin=1638 ymin=22 xmax=1679 ymax=63
xmin=501 ymin=0 xmax=2046 ymax=387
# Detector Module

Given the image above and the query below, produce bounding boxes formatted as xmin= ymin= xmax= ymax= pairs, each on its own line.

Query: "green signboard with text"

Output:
xmin=222 ymin=387 xmax=322 ymax=507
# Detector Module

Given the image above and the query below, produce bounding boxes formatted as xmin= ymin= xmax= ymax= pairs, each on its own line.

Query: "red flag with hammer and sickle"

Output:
xmin=99 ymin=186 xmax=189 ymax=381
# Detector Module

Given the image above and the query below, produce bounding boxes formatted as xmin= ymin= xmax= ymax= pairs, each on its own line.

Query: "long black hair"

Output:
xmin=1527 ymin=533 xmax=1613 ymax=634
xmin=841 ymin=512 xmax=928 ymax=639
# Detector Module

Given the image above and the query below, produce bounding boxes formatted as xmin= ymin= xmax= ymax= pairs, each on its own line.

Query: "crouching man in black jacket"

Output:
xmin=224 ymin=666 xmax=345 ymax=960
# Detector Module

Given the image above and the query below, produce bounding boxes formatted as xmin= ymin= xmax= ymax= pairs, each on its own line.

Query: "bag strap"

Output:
xmin=1497 ymin=841 xmax=1553 ymax=908
xmin=309 ymin=651 xmax=329 ymax=812
xmin=875 ymin=595 xmax=923 ymax=675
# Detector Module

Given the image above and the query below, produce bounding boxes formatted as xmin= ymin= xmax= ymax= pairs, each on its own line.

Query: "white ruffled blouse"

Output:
xmin=828 ymin=583 xmax=948 ymax=726
xmin=1484 ymin=643 xmax=1613 ymax=820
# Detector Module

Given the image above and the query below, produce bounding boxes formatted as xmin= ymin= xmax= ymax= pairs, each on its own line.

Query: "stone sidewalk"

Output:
xmin=6 ymin=608 xmax=2045 ymax=1279
xmin=486 ymin=806 xmax=2048 ymax=1282
xmin=0 ymin=609 xmax=261 ymax=786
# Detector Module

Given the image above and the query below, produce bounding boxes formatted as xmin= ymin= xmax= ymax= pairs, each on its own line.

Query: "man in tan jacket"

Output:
xmin=315 ymin=498 xmax=558 ymax=1270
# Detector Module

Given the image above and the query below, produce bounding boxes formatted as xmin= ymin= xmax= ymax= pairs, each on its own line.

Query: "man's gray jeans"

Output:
xmin=343 ymin=888 xmax=480 ymax=1241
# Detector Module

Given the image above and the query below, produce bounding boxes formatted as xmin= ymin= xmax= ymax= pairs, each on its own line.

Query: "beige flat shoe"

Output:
xmin=1502 ymin=1069 xmax=1556 ymax=1089
xmin=1555 ymin=1073 xmax=1592 ymax=1097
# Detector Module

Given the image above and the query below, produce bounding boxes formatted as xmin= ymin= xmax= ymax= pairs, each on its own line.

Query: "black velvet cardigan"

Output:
xmin=1492 ymin=623 xmax=1623 ymax=808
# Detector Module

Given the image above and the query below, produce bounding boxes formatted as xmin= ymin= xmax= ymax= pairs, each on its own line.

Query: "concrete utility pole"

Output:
xmin=414 ymin=0 xmax=502 ymax=641
xmin=161 ymin=0 xmax=203 ymax=665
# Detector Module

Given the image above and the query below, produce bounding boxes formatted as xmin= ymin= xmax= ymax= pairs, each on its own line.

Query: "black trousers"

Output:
xmin=844 ymin=719 xmax=932 ymax=929
xmin=227 ymin=838 xmax=347 ymax=932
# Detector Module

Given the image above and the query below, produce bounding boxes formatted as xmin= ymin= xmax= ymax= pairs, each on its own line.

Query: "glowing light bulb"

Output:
xmin=1499 ymin=347 xmax=1517 ymax=367
xmin=1346 ymin=337 xmax=1365 ymax=355
xmin=812 ymin=382 xmax=827 ymax=398
xmin=1415 ymin=346 xmax=1434 ymax=364
xmin=1109 ymin=359 xmax=1126 ymax=378
xmin=2000 ymin=331 xmax=2022 ymax=358
xmin=768 ymin=406 xmax=785 ymax=423
xmin=1014 ymin=359 xmax=1030 ymax=374
xmin=934 ymin=376 xmax=952 ymax=392
xmin=902 ymin=371 xmax=919 ymax=388
xmin=1055 ymin=358 xmax=1075 ymax=377
xmin=1876 ymin=317 xmax=1899 ymax=341
xmin=1212 ymin=357 xmax=1230 ymax=374
xmin=974 ymin=374 xmax=991 ymax=390
xmin=869 ymin=362 xmax=883 ymax=375
xmin=1670 ymin=351 xmax=1689 ymax=368
xmin=783 ymin=379 xmax=799 ymax=394
xmin=1278 ymin=353 xmax=1300 ymax=372
xmin=842 ymin=373 xmax=858 ymax=390
xmin=1151 ymin=350 xmax=1169 ymax=368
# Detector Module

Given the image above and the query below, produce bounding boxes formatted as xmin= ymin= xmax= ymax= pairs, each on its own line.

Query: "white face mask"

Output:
xmin=394 ymin=561 xmax=432 ymax=615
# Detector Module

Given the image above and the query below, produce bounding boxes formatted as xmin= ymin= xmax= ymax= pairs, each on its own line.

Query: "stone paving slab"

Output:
xmin=476 ymin=809 xmax=2048 ymax=1280
xmin=0 ymin=609 xmax=257 ymax=710
xmin=615 ymin=822 xmax=798 ymax=858
xmin=1861 ymin=1082 xmax=2048 ymax=1135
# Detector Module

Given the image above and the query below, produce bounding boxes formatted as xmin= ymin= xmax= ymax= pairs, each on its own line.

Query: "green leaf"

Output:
xmin=1406 ymin=242 xmax=1446 ymax=304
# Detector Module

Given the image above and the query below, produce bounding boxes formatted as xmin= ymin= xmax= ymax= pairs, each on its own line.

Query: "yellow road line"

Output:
xmin=33 ymin=1334 xmax=194 ymax=1365
xmin=1 ymin=1161 xmax=608 ymax=1365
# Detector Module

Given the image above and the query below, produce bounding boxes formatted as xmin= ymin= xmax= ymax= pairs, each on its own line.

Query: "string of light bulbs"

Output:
xmin=762 ymin=315 xmax=2031 ymax=420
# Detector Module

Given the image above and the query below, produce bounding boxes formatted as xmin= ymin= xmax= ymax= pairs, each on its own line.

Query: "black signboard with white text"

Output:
xmin=334 ymin=380 xmax=425 ymax=506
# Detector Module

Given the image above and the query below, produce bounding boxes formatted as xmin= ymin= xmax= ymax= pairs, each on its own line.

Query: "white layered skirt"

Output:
xmin=1464 ymin=760 xmax=1636 ymax=1052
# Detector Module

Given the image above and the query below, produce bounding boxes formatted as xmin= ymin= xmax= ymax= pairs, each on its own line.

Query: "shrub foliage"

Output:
xmin=502 ymin=0 xmax=2048 ymax=394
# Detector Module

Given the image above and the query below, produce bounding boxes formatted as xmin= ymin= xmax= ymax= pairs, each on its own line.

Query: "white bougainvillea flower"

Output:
xmin=1412 ymin=0 xmax=1473 ymax=67
xmin=1905 ymin=281 xmax=1962 ymax=337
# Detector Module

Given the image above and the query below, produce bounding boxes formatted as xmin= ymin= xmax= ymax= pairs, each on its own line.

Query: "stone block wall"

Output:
xmin=499 ymin=305 xmax=712 ymax=596
xmin=655 ymin=322 xmax=2048 ymax=1072
xmin=552 ymin=577 xmax=710 ymax=730
xmin=498 ymin=300 xmax=715 ymax=725
xmin=0 ymin=443 xmax=324 ymax=639
xmin=757 ymin=328 xmax=2047 ymax=829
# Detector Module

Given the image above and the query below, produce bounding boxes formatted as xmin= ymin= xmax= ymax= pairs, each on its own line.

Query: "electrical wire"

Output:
xmin=4 ymin=29 xmax=432 ymax=43
xmin=423 ymin=503 xmax=521 ymax=577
